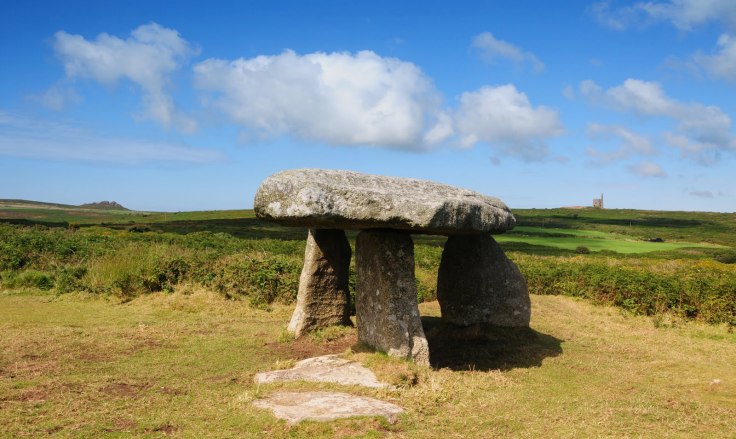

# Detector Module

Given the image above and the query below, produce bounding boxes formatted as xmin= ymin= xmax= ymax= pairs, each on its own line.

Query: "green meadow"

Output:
xmin=498 ymin=225 xmax=726 ymax=254
xmin=1 ymin=200 xmax=735 ymax=437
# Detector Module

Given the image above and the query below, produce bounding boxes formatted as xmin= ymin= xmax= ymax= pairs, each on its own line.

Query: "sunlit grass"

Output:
xmin=498 ymin=226 xmax=725 ymax=254
xmin=1 ymin=291 xmax=733 ymax=437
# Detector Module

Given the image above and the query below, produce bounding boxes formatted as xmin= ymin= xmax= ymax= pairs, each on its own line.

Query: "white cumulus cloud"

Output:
xmin=580 ymin=78 xmax=736 ymax=163
xmin=454 ymin=85 xmax=563 ymax=160
xmin=193 ymin=50 xmax=450 ymax=149
xmin=53 ymin=23 xmax=198 ymax=132
xmin=472 ymin=32 xmax=544 ymax=72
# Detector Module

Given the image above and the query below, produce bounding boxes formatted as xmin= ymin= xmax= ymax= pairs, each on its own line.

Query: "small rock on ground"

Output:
xmin=252 ymin=391 xmax=404 ymax=424
xmin=254 ymin=355 xmax=390 ymax=388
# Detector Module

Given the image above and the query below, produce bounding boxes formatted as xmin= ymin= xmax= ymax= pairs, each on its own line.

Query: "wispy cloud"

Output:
xmin=472 ymin=32 xmax=544 ymax=72
xmin=53 ymin=23 xmax=198 ymax=132
xmin=586 ymin=123 xmax=655 ymax=163
xmin=580 ymin=78 xmax=736 ymax=163
xmin=0 ymin=111 xmax=222 ymax=164
xmin=629 ymin=161 xmax=667 ymax=177
xmin=694 ymin=33 xmax=736 ymax=82
xmin=27 ymin=84 xmax=81 ymax=111
xmin=591 ymin=0 xmax=736 ymax=31
xmin=689 ymin=189 xmax=714 ymax=198
xmin=636 ymin=0 xmax=736 ymax=31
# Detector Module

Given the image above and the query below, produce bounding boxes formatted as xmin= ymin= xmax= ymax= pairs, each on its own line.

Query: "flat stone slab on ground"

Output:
xmin=254 ymin=168 xmax=515 ymax=235
xmin=253 ymin=355 xmax=390 ymax=388
xmin=253 ymin=391 xmax=404 ymax=424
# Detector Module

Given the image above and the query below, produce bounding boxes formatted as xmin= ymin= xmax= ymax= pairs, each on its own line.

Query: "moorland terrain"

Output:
xmin=1 ymin=199 xmax=734 ymax=437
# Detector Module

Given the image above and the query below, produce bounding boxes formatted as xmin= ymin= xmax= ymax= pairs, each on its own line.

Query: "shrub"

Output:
xmin=208 ymin=253 xmax=300 ymax=307
xmin=55 ymin=266 xmax=88 ymax=293
xmin=575 ymin=246 xmax=591 ymax=254
xmin=714 ymin=250 xmax=736 ymax=264
xmin=142 ymin=256 xmax=191 ymax=293
xmin=514 ymin=254 xmax=736 ymax=324
xmin=1 ymin=269 xmax=54 ymax=291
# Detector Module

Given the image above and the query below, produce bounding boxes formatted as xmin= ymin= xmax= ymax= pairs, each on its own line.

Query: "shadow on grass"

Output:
xmin=0 ymin=217 xmax=308 ymax=241
xmin=421 ymin=316 xmax=563 ymax=371
xmin=514 ymin=212 xmax=711 ymax=234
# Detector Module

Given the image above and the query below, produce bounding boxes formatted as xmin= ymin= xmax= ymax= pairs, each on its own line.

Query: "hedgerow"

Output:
xmin=1 ymin=223 xmax=734 ymax=324
xmin=513 ymin=253 xmax=736 ymax=324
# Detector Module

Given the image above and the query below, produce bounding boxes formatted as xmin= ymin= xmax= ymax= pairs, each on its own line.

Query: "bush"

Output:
xmin=575 ymin=246 xmax=591 ymax=254
xmin=55 ymin=266 xmax=88 ymax=293
xmin=714 ymin=250 xmax=736 ymax=264
xmin=1 ymin=269 xmax=54 ymax=291
xmin=515 ymin=254 xmax=736 ymax=324
xmin=208 ymin=253 xmax=300 ymax=307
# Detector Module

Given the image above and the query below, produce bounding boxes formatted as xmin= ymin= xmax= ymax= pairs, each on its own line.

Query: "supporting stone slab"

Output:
xmin=437 ymin=234 xmax=531 ymax=327
xmin=288 ymin=228 xmax=352 ymax=337
xmin=355 ymin=230 xmax=429 ymax=365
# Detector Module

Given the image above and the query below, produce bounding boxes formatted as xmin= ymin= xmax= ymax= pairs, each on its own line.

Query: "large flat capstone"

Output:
xmin=254 ymin=169 xmax=515 ymax=235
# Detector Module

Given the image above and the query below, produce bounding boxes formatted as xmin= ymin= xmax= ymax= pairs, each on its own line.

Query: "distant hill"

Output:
xmin=0 ymin=199 xmax=129 ymax=211
xmin=0 ymin=199 xmax=80 ymax=209
xmin=78 ymin=201 xmax=129 ymax=211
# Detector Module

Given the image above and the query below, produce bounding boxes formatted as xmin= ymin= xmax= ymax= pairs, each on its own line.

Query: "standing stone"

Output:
xmin=355 ymin=230 xmax=429 ymax=365
xmin=288 ymin=228 xmax=352 ymax=337
xmin=437 ymin=234 xmax=530 ymax=327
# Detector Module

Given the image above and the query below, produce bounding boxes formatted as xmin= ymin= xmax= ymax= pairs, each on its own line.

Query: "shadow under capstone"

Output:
xmin=421 ymin=316 xmax=563 ymax=371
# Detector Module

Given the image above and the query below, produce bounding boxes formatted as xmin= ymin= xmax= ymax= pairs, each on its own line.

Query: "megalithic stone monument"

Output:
xmin=254 ymin=169 xmax=530 ymax=366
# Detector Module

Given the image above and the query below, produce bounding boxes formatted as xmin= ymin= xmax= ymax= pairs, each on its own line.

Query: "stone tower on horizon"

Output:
xmin=593 ymin=193 xmax=604 ymax=209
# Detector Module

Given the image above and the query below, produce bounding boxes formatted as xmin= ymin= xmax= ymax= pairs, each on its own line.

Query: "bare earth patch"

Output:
xmin=266 ymin=332 xmax=357 ymax=360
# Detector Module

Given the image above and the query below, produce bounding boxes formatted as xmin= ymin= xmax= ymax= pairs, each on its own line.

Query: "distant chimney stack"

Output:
xmin=593 ymin=193 xmax=604 ymax=209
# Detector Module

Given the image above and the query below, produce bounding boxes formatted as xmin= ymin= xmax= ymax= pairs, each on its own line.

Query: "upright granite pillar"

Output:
xmin=437 ymin=234 xmax=530 ymax=327
xmin=355 ymin=230 xmax=429 ymax=365
xmin=288 ymin=228 xmax=353 ymax=337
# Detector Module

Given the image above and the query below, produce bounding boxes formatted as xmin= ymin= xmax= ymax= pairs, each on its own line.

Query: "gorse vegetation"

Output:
xmin=517 ymin=254 xmax=735 ymax=324
xmin=0 ymin=222 xmax=304 ymax=307
xmin=1 ymin=202 xmax=735 ymax=324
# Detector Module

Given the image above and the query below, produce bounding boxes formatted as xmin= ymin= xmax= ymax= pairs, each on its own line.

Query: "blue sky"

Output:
xmin=1 ymin=0 xmax=735 ymax=212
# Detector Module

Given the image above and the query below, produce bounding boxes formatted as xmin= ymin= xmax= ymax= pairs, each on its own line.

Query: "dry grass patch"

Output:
xmin=1 ymin=291 xmax=734 ymax=438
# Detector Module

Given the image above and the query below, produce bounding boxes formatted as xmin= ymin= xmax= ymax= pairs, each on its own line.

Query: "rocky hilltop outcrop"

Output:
xmin=79 ymin=201 xmax=129 ymax=210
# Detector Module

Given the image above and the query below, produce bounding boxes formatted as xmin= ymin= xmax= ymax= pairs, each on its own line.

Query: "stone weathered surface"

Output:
xmin=254 ymin=168 xmax=515 ymax=235
xmin=253 ymin=355 xmax=390 ymax=388
xmin=253 ymin=391 xmax=404 ymax=424
xmin=355 ymin=230 xmax=429 ymax=365
xmin=288 ymin=229 xmax=352 ymax=337
xmin=437 ymin=234 xmax=530 ymax=327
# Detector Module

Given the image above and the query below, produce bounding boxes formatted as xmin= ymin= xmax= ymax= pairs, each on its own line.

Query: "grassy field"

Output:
xmin=1 ymin=201 xmax=735 ymax=323
xmin=1 ymin=290 xmax=733 ymax=437
xmin=1 ymin=200 xmax=735 ymax=436
xmin=497 ymin=226 xmax=726 ymax=254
